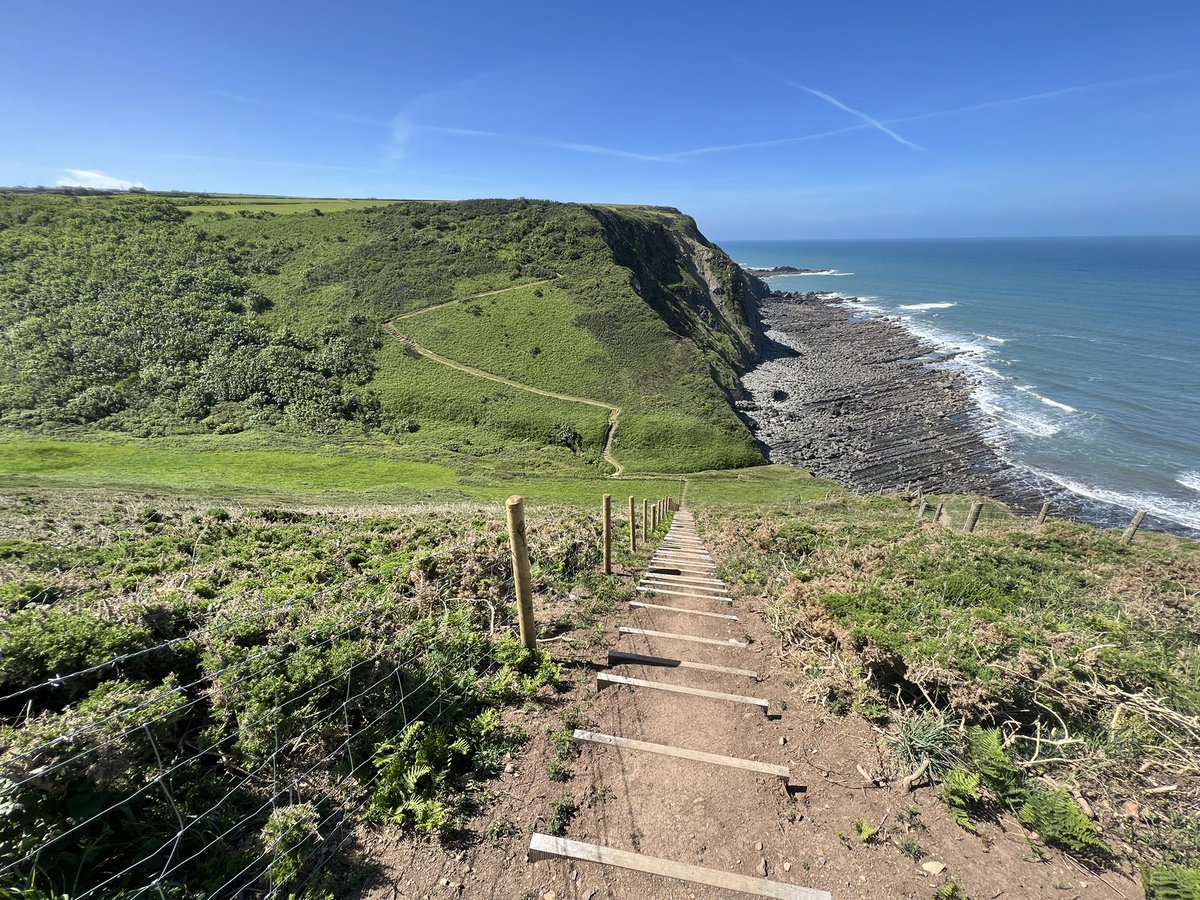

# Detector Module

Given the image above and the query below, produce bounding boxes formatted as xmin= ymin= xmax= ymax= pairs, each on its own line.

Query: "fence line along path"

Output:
xmin=528 ymin=507 xmax=832 ymax=899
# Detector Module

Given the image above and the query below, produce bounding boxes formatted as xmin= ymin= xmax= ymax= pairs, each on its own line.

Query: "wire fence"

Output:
xmin=0 ymin=544 xmax=521 ymax=899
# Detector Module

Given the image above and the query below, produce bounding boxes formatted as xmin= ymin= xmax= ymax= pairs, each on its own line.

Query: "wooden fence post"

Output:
xmin=1036 ymin=501 xmax=1051 ymax=525
xmin=506 ymin=496 xmax=536 ymax=650
xmin=651 ymin=501 xmax=658 ymax=532
xmin=964 ymin=501 xmax=984 ymax=534
xmin=642 ymin=498 xmax=649 ymax=542
xmin=628 ymin=496 xmax=637 ymax=552
xmin=915 ymin=499 xmax=928 ymax=520
xmin=1121 ymin=509 xmax=1147 ymax=546
xmin=602 ymin=494 xmax=612 ymax=575
xmin=933 ymin=501 xmax=945 ymax=524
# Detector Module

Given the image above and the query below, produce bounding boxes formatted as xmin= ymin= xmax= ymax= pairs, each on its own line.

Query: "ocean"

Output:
xmin=721 ymin=237 xmax=1200 ymax=535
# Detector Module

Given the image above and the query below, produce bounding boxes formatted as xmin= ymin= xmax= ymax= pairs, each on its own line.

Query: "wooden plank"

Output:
xmin=527 ymin=834 xmax=829 ymax=899
xmin=652 ymin=556 xmax=716 ymax=568
xmin=630 ymin=600 xmax=738 ymax=621
xmin=597 ymin=672 xmax=768 ymax=711
xmin=641 ymin=577 xmax=730 ymax=594
xmin=654 ymin=548 xmax=711 ymax=558
xmin=645 ymin=570 xmax=727 ymax=584
xmin=637 ymin=586 xmax=731 ymax=603
xmin=573 ymin=729 xmax=788 ymax=779
xmin=607 ymin=649 xmax=758 ymax=679
xmin=619 ymin=626 xmax=747 ymax=649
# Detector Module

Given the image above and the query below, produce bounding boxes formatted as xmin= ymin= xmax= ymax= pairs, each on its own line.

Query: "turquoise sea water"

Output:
xmin=721 ymin=237 xmax=1200 ymax=534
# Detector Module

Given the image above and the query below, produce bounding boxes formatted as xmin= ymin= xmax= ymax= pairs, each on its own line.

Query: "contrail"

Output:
xmin=672 ymin=69 xmax=1195 ymax=158
xmin=888 ymin=70 xmax=1194 ymax=124
xmin=783 ymin=79 xmax=922 ymax=150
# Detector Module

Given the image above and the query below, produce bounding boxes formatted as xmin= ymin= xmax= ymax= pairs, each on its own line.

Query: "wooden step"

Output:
xmin=645 ymin=569 xmax=727 ymax=584
xmin=528 ymin=834 xmax=830 ymax=899
xmin=630 ymin=600 xmax=738 ymax=620
xmin=641 ymin=577 xmax=730 ymax=594
xmin=597 ymin=672 xmax=769 ymax=712
xmin=619 ymin=626 xmax=747 ymax=649
xmin=652 ymin=557 xmax=716 ymax=569
xmin=607 ymin=649 xmax=758 ymax=679
xmin=637 ymin=586 xmax=732 ymax=602
xmin=573 ymin=729 xmax=789 ymax=780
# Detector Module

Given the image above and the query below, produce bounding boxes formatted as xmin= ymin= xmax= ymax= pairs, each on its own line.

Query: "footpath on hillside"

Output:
xmin=382 ymin=279 xmax=625 ymax=477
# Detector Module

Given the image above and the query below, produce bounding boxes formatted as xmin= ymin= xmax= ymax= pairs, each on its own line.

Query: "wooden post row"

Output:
xmin=628 ymin=496 xmax=637 ymax=552
xmin=506 ymin=496 xmax=537 ymax=650
xmin=964 ymin=501 xmax=984 ymax=534
xmin=1121 ymin=509 xmax=1147 ymax=546
xmin=602 ymin=494 xmax=612 ymax=575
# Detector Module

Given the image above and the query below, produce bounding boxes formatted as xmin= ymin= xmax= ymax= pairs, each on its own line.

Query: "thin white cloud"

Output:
xmin=673 ymin=69 xmax=1196 ymax=158
xmin=56 ymin=169 xmax=145 ymax=190
xmin=887 ymin=70 xmax=1194 ymax=124
xmin=550 ymin=141 xmax=675 ymax=162
xmin=670 ymin=125 xmax=865 ymax=158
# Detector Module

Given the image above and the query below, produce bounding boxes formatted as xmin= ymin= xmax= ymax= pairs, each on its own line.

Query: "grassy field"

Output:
xmin=179 ymin=196 xmax=398 ymax=215
xmin=0 ymin=431 xmax=825 ymax=508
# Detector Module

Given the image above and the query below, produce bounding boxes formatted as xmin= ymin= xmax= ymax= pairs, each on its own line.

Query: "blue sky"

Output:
xmin=3 ymin=0 xmax=1198 ymax=237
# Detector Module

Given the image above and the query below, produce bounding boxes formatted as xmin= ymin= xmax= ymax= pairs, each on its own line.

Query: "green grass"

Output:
xmin=0 ymin=431 xmax=711 ymax=507
xmin=371 ymin=341 xmax=612 ymax=459
xmin=180 ymin=197 xmax=397 ymax=215
xmin=400 ymin=283 xmax=619 ymax=403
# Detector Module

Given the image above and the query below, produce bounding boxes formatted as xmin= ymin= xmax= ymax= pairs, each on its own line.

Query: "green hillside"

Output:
xmin=0 ymin=192 xmax=768 ymax=494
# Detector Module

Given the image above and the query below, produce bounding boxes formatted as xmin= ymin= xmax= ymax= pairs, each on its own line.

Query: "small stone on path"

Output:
xmin=921 ymin=861 xmax=947 ymax=875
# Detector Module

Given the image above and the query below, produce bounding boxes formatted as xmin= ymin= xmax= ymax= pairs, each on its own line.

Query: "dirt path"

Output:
xmin=359 ymin=510 xmax=1144 ymax=899
xmin=383 ymin=278 xmax=625 ymax=477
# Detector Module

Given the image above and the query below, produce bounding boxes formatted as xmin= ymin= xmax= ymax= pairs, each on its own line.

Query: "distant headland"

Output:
xmin=739 ymin=264 xmax=838 ymax=277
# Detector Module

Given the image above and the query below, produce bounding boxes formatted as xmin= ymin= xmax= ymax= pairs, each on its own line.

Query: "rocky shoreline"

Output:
xmin=737 ymin=290 xmax=1200 ymax=537
xmin=737 ymin=290 xmax=1013 ymax=496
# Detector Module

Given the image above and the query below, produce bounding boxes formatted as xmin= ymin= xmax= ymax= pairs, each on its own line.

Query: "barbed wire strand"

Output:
xmin=118 ymin=653 xmax=496 ymax=900
xmin=0 ymin=535 xmax=482 ymax=706
xmin=196 ymin=657 xmax=500 ymax=900
xmin=0 ymin=636 xmax=460 ymax=881
xmin=3 ymin=590 xmax=415 ymax=777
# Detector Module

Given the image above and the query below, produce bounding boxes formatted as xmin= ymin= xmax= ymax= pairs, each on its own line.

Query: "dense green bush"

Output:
xmin=0 ymin=194 xmax=380 ymax=435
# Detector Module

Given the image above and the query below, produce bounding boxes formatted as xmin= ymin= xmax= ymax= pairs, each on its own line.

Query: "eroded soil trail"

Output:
xmin=527 ymin=509 xmax=831 ymax=899
xmin=362 ymin=510 xmax=1144 ymax=899
xmin=383 ymin=277 xmax=624 ymax=476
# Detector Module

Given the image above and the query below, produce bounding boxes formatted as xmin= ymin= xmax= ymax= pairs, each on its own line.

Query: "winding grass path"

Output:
xmin=383 ymin=278 xmax=625 ymax=476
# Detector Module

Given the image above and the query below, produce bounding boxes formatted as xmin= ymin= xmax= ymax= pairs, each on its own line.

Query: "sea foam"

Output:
xmin=1025 ymin=466 xmax=1200 ymax=532
xmin=1039 ymin=396 xmax=1078 ymax=413
xmin=1178 ymin=471 xmax=1200 ymax=494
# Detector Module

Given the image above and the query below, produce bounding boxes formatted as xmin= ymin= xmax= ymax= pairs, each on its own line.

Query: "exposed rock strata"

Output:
xmin=738 ymin=291 xmax=1011 ymax=494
